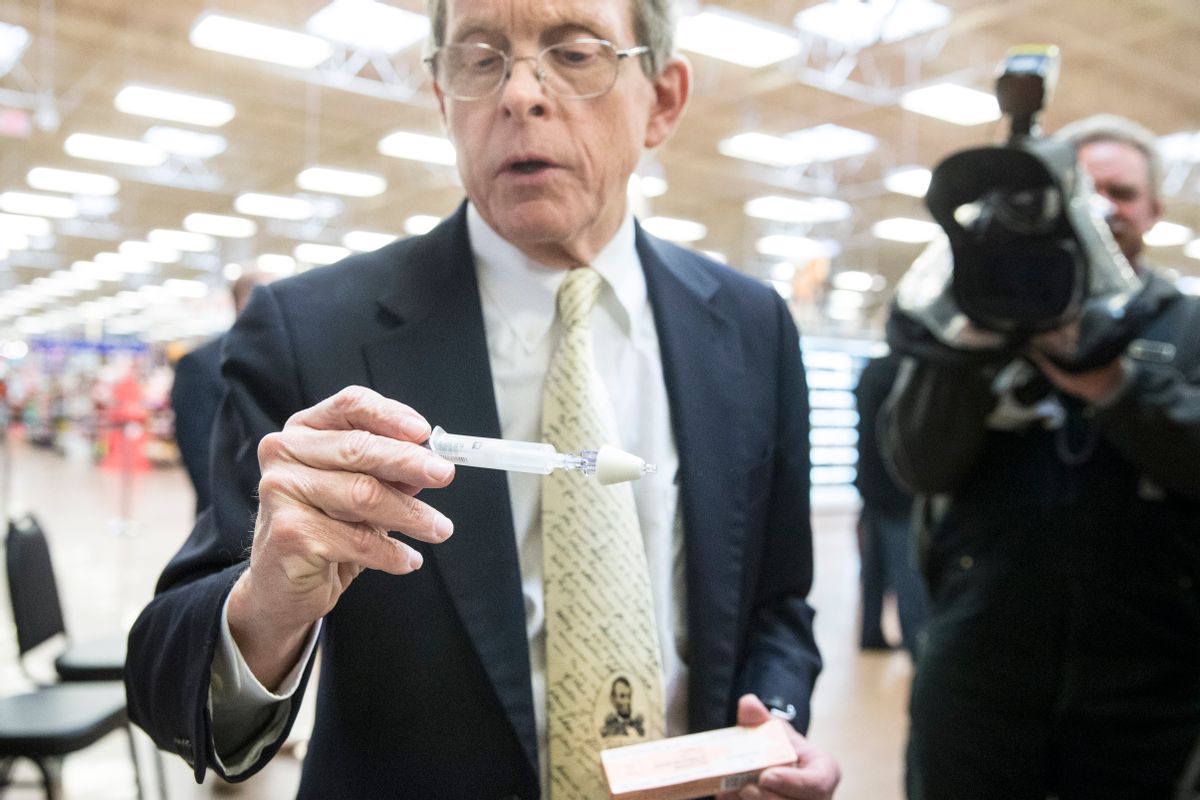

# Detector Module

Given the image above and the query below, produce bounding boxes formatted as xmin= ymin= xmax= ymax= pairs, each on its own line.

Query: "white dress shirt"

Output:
xmin=210 ymin=203 xmax=688 ymax=785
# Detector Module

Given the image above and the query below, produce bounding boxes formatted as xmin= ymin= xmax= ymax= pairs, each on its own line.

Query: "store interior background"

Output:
xmin=0 ymin=0 xmax=1197 ymax=797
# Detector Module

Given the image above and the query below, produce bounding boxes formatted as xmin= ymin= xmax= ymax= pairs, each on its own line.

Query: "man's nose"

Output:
xmin=499 ymin=56 xmax=548 ymax=114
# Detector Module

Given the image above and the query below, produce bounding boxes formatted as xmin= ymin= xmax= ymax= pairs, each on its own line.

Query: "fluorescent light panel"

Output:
xmin=120 ymin=240 xmax=181 ymax=263
xmin=677 ymin=8 xmax=801 ymax=68
xmin=900 ymin=83 xmax=1001 ymax=126
xmin=404 ymin=215 xmax=441 ymax=236
xmin=1185 ymin=239 xmax=1200 ymax=260
xmin=190 ymin=13 xmax=333 ymax=69
xmin=306 ymin=0 xmax=430 ymax=54
xmin=296 ymin=166 xmax=386 ymax=197
xmin=27 ymin=167 xmax=119 ymax=196
xmin=65 ymin=133 xmax=166 ymax=167
xmin=145 ymin=126 xmax=228 ymax=159
xmin=343 ymin=230 xmax=398 ymax=252
xmin=794 ymin=0 xmax=950 ymax=48
xmin=872 ymin=217 xmax=942 ymax=243
xmin=0 ymin=191 xmax=78 ymax=219
xmin=115 ymin=84 xmax=235 ymax=127
xmin=756 ymin=234 xmax=838 ymax=260
xmin=234 ymin=193 xmax=314 ymax=221
xmin=884 ymin=166 xmax=932 ymax=197
xmin=0 ymin=22 xmax=30 ymax=77
xmin=378 ymin=131 xmax=457 ymax=166
xmin=184 ymin=212 xmax=257 ymax=238
xmin=745 ymin=195 xmax=852 ymax=223
xmin=0 ymin=212 xmax=52 ymax=235
xmin=256 ymin=254 xmax=297 ymax=275
xmin=149 ymin=228 xmax=216 ymax=252
xmin=642 ymin=216 xmax=707 ymax=243
xmin=720 ymin=124 xmax=876 ymax=167
xmin=295 ymin=242 xmax=351 ymax=265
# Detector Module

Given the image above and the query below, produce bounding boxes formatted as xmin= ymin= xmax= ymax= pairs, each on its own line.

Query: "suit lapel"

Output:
xmin=362 ymin=206 xmax=539 ymax=774
xmin=637 ymin=230 xmax=750 ymax=730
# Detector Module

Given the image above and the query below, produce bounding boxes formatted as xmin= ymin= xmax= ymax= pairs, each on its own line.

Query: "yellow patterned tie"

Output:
xmin=542 ymin=266 xmax=665 ymax=799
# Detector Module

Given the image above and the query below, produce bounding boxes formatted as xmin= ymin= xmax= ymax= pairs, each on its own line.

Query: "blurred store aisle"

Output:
xmin=0 ymin=438 xmax=909 ymax=800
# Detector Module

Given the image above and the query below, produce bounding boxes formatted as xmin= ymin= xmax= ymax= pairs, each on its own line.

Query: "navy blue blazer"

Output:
xmin=126 ymin=205 xmax=821 ymax=799
xmin=170 ymin=335 xmax=225 ymax=514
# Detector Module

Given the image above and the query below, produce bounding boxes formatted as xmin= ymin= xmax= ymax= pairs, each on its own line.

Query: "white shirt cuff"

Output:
xmin=207 ymin=592 xmax=322 ymax=776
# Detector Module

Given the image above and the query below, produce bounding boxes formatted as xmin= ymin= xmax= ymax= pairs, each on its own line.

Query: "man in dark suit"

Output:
xmin=170 ymin=272 xmax=268 ymax=514
xmin=125 ymin=0 xmax=839 ymax=797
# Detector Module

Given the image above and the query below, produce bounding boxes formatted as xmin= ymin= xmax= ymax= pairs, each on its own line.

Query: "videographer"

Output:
xmin=883 ymin=113 xmax=1200 ymax=799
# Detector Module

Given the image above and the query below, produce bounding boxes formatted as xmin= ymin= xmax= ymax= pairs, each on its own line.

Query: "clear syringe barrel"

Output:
xmin=427 ymin=426 xmax=564 ymax=475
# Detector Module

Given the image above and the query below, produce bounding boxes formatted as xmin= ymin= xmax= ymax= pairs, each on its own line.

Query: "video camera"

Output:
xmin=888 ymin=45 xmax=1169 ymax=371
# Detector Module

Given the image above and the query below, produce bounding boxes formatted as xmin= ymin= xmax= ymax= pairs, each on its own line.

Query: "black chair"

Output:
xmin=6 ymin=515 xmax=126 ymax=682
xmin=0 ymin=682 xmax=143 ymax=800
xmin=2 ymin=514 xmax=164 ymax=799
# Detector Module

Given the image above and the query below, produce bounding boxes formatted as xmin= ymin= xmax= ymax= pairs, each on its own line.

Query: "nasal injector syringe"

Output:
xmin=425 ymin=426 xmax=656 ymax=485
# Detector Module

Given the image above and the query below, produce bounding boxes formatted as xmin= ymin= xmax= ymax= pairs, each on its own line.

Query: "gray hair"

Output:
xmin=1055 ymin=113 xmax=1163 ymax=200
xmin=424 ymin=0 xmax=676 ymax=77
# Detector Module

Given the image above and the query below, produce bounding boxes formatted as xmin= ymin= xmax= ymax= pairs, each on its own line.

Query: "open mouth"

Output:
xmin=507 ymin=159 xmax=553 ymax=174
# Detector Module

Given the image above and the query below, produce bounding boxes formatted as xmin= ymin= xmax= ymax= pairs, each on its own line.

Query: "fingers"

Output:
xmin=262 ymin=501 xmax=426 ymax=577
xmin=286 ymin=385 xmax=431 ymax=441
xmin=260 ymin=426 xmax=454 ymax=490
xmin=259 ymin=459 xmax=453 ymax=545
xmin=734 ymin=694 xmax=773 ymax=727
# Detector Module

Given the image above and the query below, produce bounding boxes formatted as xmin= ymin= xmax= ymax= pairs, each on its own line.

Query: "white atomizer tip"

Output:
xmin=594 ymin=444 xmax=651 ymax=485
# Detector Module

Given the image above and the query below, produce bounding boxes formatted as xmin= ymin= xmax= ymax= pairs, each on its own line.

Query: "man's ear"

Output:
xmin=644 ymin=55 xmax=691 ymax=150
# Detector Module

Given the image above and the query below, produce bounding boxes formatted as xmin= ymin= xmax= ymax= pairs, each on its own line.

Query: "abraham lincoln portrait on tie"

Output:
xmin=125 ymin=1 xmax=840 ymax=797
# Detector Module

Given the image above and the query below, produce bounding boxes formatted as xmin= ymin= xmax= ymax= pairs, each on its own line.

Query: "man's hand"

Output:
xmin=715 ymin=695 xmax=841 ymax=800
xmin=227 ymin=386 xmax=455 ymax=689
xmin=1028 ymin=324 xmax=1127 ymax=404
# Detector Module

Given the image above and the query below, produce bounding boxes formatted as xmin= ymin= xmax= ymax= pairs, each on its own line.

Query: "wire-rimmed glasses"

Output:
xmin=425 ymin=38 xmax=650 ymax=101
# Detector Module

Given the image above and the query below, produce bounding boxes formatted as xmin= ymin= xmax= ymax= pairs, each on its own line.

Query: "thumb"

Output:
xmin=734 ymin=694 xmax=773 ymax=727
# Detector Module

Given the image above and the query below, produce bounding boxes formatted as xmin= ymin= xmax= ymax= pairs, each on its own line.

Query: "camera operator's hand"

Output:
xmin=1028 ymin=324 xmax=1128 ymax=404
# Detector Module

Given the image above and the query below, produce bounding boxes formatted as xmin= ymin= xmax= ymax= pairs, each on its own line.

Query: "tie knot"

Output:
xmin=556 ymin=267 xmax=603 ymax=330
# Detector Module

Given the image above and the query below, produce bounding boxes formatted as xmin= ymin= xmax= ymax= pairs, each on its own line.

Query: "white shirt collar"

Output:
xmin=467 ymin=202 xmax=645 ymax=353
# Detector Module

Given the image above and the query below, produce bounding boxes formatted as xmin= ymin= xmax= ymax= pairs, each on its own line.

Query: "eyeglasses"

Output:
xmin=425 ymin=38 xmax=650 ymax=101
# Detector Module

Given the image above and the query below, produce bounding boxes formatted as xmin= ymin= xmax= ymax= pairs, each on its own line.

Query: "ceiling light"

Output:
xmin=234 ymin=193 xmax=315 ymax=221
xmin=832 ymin=270 xmax=882 ymax=292
xmin=0 ymin=22 xmax=30 ymax=78
xmin=872 ymin=217 xmax=942 ymax=243
xmin=900 ymin=83 xmax=1001 ymax=126
xmin=184 ymin=212 xmax=257 ymax=238
xmin=297 ymin=166 xmax=387 ymax=197
xmin=164 ymin=279 xmax=209 ymax=298
xmin=52 ymin=270 xmax=101 ymax=291
xmin=306 ymin=0 xmax=430 ymax=54
xmin=0 ymin=231 xmax=29 ymax=251
xmin=884 ymin=166 xmax=932 ymax=197
xmin=1143 ymin=221 xmax=1194 ymax=247
xmin=628 ymin=174 xmax=669 ymax=198
xmin=642 ymin=216 xmax=707 ymax=243
xmin=1159 ymin=131 xmax=1200 ymax=163
xmin=0 ymin=213 xmax=51 ymax=236
xmin=27 ymin=167 xmax=120 ymax=196
xmin=677 ymin=8 xmax=800 ymax=68
xmin=1185 ymin=239 xmax=1200 ymax=260
xmin=96 ymin=251 xmax=154 ymax=273
xmin=0 ymin=192 xmax=78 ymax=219
xmin=744 ymin=195 xmax=852 ymax=224
xmin=120 ymin=240 xmax=181 ymax=263
xmin=145 ymin=126 xmax=228 ymax=159
xmin=827 ymin=289 xmax=866 ymax=309
xmin=404 ymin=215 xmax=441 ymax=236
xmin=756 ymin=234 xmax=839 ymax=260
xmin=295 ymin=243 xmax=351 ymax=265
xmin=794 ymin=0 xmax=950 ymax=49
xmin=256 ymin=254 xmax=297 ymax=275
xmin=190 ymin=13 xmax=334 ymax=69
xmin=115 ymin=84 xmax=235 ymax=127
xmin=720 ymin=124 xmax=876 ymax=167
xmin=65 ymin=133 xmax=166 ymax=167
xmin=378 ymin=131 xmax=457 ymax=166
xmin=148 ymin=228 xmax=216 ymax=252
xmin=72 ymin=261 xmax=124 ymax=282
xmin=343 ymin=230 xmax=398 ymax=251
